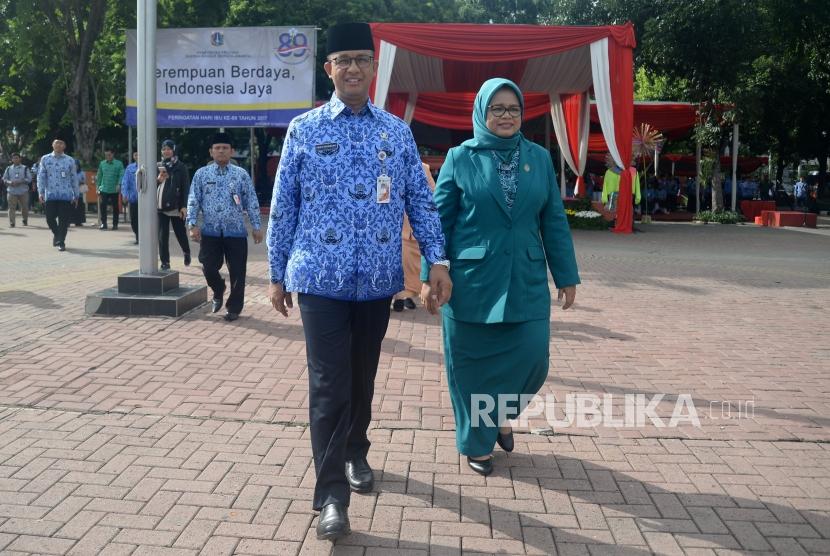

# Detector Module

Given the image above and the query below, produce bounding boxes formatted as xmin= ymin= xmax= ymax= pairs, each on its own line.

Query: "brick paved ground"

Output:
xmin=0 ymin=212 xmax=828 ymax=554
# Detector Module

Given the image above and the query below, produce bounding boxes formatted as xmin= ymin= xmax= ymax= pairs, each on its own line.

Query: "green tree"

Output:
xmin=37 ymin=0 xmax=109 ymax=163
xmin=637 ymin=0 xmax=764 ymax=210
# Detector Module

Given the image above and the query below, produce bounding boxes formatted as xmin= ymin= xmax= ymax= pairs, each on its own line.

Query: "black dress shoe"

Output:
xmin=57 ymin=243 xmax=66 ymax=252
xmin=467 ymin=456 xmax=493 ymax=476
xmin=392 ymin=299 xmax=404 ymax=312
xmin=316 ymin=503 xmax=350 ymax=541
xmin=346 ymin=458 xmax=374 ymax=493
xmin=496 ymin=429 xmax=514 ymax=452
xmin=99 ymin=224 xmax=107 ymax=230
xmin=22 ymin=220 xmax=27 ymax=226
xmin=223 ymin=312 xmax=239 ymax=322
xmin=183 ymin=252 xmax=191 ymax=266
xmin=9 ymin=223 xmax=14 ymax=228
xmin=160 ymin=262 xmax=171 ymax=270
xmin=211 ymin=297 xmax=223 ymax=313
xmin=404 ymin=297 xmax=417 ymax=309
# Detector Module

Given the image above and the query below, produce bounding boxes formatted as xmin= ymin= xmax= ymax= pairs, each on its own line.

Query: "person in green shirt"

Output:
xmin=96 ymin=147 xmax=125 ymax=230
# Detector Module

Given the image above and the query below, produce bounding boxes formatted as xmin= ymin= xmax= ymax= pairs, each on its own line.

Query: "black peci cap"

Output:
xmin=210 ymin=132 xmax=233 ymax=147
xmin=326 ymin=22 xmax=374 ymax=56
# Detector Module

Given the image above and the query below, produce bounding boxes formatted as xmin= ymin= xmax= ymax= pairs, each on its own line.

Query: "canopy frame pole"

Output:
xmin=559 ymin=147 xmax=566 ymax=199
xmin=250 ymin=127 xmax=255 ymax=180
xmin=695 ymin=137 xmax=702 ymax=215
xmin=544 ymin=114 xmax=551 ymax=157
xmin=731 ymin=122 xmax=739 ymax=212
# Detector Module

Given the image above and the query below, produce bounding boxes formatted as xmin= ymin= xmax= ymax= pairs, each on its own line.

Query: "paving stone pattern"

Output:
xmin=0 ymin=213 xmax=828 ymax=554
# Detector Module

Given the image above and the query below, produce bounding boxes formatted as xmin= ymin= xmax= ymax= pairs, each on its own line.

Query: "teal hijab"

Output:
xmin=462 ymin=78 xmax=525 ymax=152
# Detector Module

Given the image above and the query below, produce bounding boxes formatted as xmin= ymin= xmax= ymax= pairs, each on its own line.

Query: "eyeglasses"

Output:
xmin=488 ymin=105 xmax=522 ymax=118
xmin=328 ymin=55 xmax=374 ymax=69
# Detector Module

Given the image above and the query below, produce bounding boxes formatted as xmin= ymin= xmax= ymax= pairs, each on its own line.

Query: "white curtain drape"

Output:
xmin=404 ymin=93 xmax=418 ymax=124
xmin=374 ymin=40 xmax=397 ymax=110
xmin=549 ymin=91 xmax=590 ymax=195
xmin=590 ymin=38 xmax=623 ymax=169
xmin=550 ymin=94 xmax=577 ymax=173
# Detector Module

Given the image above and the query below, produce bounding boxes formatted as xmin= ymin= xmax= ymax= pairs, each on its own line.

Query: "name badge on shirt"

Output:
xmin=233 ymin=193 xmax=241 ymax=206
xmin=61 ymin=171 xmax=67 ymax=178
xmin=315 ymin=142 xmax=340 ymax=156
xmin=376 ymin=175 xmax=391 ymax=204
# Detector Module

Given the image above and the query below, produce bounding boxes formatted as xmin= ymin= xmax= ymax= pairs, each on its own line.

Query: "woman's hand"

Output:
xmin=557 ymin=286 xmax=576 ymax=310
xmin=420 ymin=283 xmax=437 ymax=315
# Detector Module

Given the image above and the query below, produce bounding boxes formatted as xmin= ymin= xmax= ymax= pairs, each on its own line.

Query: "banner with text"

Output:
xmin=126 ymin=26 xmax=315 ymax=128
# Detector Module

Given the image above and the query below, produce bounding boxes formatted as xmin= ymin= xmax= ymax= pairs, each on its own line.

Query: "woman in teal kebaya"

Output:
xmin=421 ymin=78 xmax=580 ymax=476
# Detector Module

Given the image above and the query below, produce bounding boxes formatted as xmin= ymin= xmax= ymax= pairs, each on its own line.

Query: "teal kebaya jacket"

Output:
xmin=423 ymin=140 xmax=580 ymax=323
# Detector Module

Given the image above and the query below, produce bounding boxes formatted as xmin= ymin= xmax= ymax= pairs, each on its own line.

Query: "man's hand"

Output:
xmin=269 ymin=282 xmax=293 ymax=317
xmin=557 ymin=286 xmax=577 ymax=310
xmin=38 ymin=195 xmax=44 ymax=203
xmin=179 ymin=208 xmax=187 ymax=219
xmin=252 ymin=229 xmax=263 ymax=244
xmin=188 ymin=226 xmax=201 ymax=242
xmin=422 ymin=264 xmax=452 ymax=315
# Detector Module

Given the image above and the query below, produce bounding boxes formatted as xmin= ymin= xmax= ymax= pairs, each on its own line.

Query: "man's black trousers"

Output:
xmin=128 ymin=202 xmax=138 ymax=240
xmin=99 ymin=192 xmax=119 ymax=228
xmin=198 ymin=234 xmax=247 ymax=314
xmin=298 ymin=294 xmax=391 ymax=511
xmin=45 ymin=200 xmax=72 ymax=245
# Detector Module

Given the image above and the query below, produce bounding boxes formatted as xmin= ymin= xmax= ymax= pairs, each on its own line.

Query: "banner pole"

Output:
xmin=137 ymin=0 xmax=159 ymax=274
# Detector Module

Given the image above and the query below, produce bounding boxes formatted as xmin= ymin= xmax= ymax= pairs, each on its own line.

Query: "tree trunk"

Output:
xmin=711 ymin=162 xmax=724 ymax=212
xmin=48 ymin=0 xmax=107 ymax=165
xmin=69 ymin=75 xmax=99 ymax=164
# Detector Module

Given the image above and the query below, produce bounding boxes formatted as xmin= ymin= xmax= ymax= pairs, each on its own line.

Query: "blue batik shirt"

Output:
xmin=267 ymin=94 xmax=446 ymax=302
xmin=187 ymin=163 xmax=261 ymax=238
xmin=37 ymin=152 xmax=79 ymax=202
xmin=121 ymin=162 xmax=138 ymax=203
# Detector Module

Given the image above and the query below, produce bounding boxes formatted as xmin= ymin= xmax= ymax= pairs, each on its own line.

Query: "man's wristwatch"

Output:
xmin=432 ymin=259 xmax=450 ymax=271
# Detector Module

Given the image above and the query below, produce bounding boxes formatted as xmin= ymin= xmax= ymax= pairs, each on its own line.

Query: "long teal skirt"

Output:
xmin=443 ymin=315 xmax=550 ymax=457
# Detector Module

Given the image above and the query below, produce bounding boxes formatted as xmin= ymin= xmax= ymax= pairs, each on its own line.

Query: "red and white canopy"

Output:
xmin=369 ymin=22 xmax=637 ymax=233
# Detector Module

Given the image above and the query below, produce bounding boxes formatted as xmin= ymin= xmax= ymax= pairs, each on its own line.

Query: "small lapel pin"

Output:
xmin=524 ymin=163 xmax=530 ymax=172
